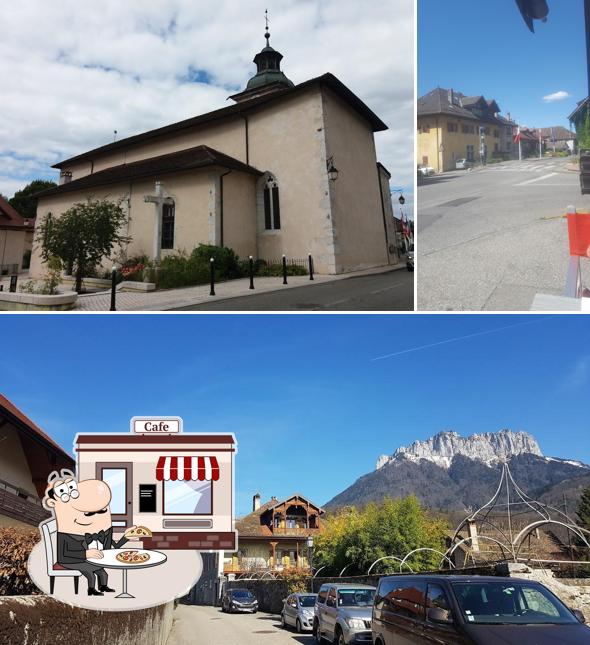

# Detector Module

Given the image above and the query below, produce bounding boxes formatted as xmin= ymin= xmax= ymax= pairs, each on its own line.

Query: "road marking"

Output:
xmin=514 ymin=172 xmax=558 ymax=186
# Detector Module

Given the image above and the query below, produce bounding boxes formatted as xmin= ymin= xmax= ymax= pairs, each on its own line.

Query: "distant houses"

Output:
xmin=0 ymin=196 xmax=35 ymax=275
xmin=418 ymin=87 xmax=576 ymax=173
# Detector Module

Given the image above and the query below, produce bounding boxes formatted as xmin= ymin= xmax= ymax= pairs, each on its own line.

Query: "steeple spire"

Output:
xmin=229 ymin=10 xmax=294 ymax=103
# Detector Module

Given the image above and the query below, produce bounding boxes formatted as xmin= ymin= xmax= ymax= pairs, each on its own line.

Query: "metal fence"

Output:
xmin=260 ymin=257 xmax=309 ymax=269
xmin=0 ymin=264 xmax=18 ymax=276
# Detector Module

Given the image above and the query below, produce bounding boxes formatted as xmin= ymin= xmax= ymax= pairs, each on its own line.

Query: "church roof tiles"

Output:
xmin=38 ymin=145 xmax=263 ymax=197
xmin=53 ymin=73 xmax=387 ymax=170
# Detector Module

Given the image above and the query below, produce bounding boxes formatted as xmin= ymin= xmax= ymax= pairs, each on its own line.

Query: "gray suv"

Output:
xmin=314 ymin=583 xmax=376 ymax=644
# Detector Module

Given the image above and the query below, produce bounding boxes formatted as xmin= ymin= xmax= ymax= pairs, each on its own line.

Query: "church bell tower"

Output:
xmin=230 ymin=10 xmax=294 ymax=103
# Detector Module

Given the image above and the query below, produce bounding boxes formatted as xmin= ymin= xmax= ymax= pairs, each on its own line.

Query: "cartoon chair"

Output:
xmin=40 ymin=517 xmax=81 ymax=594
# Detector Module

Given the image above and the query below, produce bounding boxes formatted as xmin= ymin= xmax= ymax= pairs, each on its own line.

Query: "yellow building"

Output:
xmin=418 ymin=88 xmax=515 ymax=173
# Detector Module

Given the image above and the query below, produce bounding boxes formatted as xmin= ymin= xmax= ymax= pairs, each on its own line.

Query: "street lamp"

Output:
xmin=398 ymin=194 xmax=405 ymax=205
xmin=326 ymin=156 xmax=339 ymax=181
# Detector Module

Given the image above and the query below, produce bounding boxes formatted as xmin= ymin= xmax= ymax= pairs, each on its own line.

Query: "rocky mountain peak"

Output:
xmin=376 ymin=429 xmax=542 ymax=470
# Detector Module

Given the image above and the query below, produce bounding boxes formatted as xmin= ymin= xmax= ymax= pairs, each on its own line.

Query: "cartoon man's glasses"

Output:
xmin=48 ymin=479 xmax=79 ymax=502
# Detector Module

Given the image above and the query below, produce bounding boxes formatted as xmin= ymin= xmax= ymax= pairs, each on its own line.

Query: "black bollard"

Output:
xmin=249 ymin=256 xmax=255 ymax=290
xmin=282 ymin=255 xmax=288 ymax=285
xmin=210 ymin=258 xmax=215 ymax=296
xmin=9 ymin=275 xmax=17 ymax=293
xmin=110 ymin=267 xmax=117 ymax=311
xmin=308 ymin=254 xmax=314 ymax=281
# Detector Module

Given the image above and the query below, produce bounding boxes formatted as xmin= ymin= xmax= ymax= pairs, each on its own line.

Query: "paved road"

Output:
xmin=166 ymin=605 xmax=313 ymax=645
xmin=174 ymin=268 xmax=413 ymax=311
xmin=417 ymin=157 xmax=590 ymax=311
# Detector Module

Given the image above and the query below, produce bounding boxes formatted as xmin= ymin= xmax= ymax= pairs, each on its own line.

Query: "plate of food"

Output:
xmin=124 ymin=525 xmax=152 ymax=538
xmin=116 ymin=550 xmax=151 ymax=564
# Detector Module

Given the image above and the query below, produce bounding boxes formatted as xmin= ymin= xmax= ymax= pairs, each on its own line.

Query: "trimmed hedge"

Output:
xmin=0 ymin=526 xmax=40 ymax=595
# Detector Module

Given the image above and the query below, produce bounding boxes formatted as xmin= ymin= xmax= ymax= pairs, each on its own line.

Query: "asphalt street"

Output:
xmin=174 ymin=267 xmax=413 ymax=311
xmin=166 ymin=605 xmax=313 ymax=645
xmin=417 ymin=157 xmax=590 ymax=310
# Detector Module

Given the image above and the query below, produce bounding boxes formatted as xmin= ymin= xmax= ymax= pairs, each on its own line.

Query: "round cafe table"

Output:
xmin=86 ymin=548 xmax=167 ymax=599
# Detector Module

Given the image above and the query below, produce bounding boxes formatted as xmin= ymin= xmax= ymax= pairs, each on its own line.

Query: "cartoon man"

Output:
xmin=43 ymin=469 xmax=136 ymax=596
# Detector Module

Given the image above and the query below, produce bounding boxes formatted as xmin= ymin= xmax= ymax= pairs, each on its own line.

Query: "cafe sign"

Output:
xmin=131 ymin=416 xmax=183 ymax=434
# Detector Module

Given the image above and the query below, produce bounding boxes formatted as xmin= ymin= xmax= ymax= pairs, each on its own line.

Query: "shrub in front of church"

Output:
xmin=155 ymin=252 xmax=210 ymax=289
xmin=35 ymin=198 xmax=130 ymax=293
xmin=190 ymin=244 xmax=243 ymax=280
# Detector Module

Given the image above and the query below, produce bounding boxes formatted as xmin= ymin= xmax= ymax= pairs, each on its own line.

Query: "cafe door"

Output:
xmin=96 ymin=462 xmax=133 ymax=528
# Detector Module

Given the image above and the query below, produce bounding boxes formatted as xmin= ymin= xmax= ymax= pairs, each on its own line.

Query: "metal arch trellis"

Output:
xmin=399 ymin=548 xmax=455 ymax=573
xmin=446 ymin=461 xmax=590 ymax=566
xmin=367 ymin=555 xmax=408 ymax=575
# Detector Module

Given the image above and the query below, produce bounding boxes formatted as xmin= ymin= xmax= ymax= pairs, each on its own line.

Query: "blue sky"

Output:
xmin=3 ymin=313 xmax=589 ymax=516
xmin=419 ymin=0 xmax=587 ymax=129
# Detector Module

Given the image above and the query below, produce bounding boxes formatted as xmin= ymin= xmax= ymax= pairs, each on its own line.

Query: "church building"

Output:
xmin=31 ymin=24 xmax=397 ymax=276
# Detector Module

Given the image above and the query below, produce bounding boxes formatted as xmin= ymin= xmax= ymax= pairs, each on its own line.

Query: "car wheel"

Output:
xmin=296 ymin=618 xmax=302 ymax=633
xmin=313 ymin=620 xmax=323 ymax=643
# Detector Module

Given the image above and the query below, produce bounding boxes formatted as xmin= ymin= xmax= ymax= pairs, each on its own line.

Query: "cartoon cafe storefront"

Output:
xmin=75 ymin=417 xmax=237 ymax=551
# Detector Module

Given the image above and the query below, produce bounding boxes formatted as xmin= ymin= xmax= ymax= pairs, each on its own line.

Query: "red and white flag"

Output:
xmin=513 ymin=127 xmax=522 ymax=144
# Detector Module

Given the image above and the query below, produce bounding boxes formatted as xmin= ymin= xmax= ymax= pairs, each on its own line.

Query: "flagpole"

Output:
xmin=539 ymin=129 xmax=542 ymax=159
xmin=518 ymin=123 xmax=522 ymax=161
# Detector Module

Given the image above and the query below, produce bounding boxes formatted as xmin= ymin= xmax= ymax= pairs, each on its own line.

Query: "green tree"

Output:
xmin=36 ymin=198 xmax=130 ymax=293
xmin=577 ymin=485 xmax=590 ymax=531
xmin=313 ymin=496 xmax=448 ymax=576
xmin=8 ymin=180 xmax=57 ymax=219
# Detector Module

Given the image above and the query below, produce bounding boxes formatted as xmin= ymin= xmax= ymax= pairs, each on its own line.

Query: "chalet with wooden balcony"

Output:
xmin=225 ymin=493 xmax=324 ymax=573
xmin=0 ymin=394 xmax=74 ymax=527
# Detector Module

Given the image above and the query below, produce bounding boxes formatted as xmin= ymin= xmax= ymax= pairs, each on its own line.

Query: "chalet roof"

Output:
xmin=37 ymin=145 xmax=263 ymax=198
xmin=418 ymin=88 xmax=503 ymax=124
xmin=53 ymin=73 xmax=387 ymax=170
xmin=568 ymin=98 xmax=588 ymax=122
xmin=235 ymin=493 xmax=324 ymax=538
xmin=0 ymin=393 xmax=73 ymax=464
xmin=0 ymin=195 xmax=30 ymax=231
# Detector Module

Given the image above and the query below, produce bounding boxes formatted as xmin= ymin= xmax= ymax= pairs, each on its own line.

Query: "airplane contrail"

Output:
xmin=371 ymin=316 xmax=555 ymax=362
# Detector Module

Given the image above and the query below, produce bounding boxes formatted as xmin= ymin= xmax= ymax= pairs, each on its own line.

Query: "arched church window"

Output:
xmin=161 ymin=201 xmax=175 ymax=249
xmin=263 ymin=176 xmax=281 ymax=230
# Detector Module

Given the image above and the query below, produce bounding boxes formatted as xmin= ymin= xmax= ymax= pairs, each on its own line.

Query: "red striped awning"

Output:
xmin=156 ymin=456 xmax=220 ymax=481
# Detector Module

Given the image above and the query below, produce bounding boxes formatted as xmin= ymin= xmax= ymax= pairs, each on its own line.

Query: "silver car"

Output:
xmin=314 ymin=583 xmax=376 ymax=644
xmin=281 ymin=592 xmax=317 ymax=632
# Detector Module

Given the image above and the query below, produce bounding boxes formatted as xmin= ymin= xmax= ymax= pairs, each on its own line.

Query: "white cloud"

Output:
xmin=543 ymin=91 xmax=571 ymax=103
xmin=0 ymin=0 xmax=413 ymax=214
xmin=562 ymin=355 xmax=590 ymax=390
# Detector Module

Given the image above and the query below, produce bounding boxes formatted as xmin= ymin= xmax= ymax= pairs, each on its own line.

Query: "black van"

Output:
xmin=372 ymin=575 xmax=589 ymax=645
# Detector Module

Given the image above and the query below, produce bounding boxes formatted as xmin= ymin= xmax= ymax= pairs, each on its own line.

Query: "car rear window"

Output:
xmin=451 ymin=581 xmax=578 ymax=625
xmin=375 ymin=579 xmax=426 ymax=620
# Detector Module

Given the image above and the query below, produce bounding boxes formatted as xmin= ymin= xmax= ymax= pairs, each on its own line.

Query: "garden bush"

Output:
xmin=0 ymin=526 xmax=40 ymax=595
xmin=190 ymin=244 xmax=243 ymax=280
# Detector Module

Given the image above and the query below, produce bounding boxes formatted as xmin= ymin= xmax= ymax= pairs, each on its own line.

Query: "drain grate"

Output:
xmin=438 ymin=196 xmax=480 ymax=207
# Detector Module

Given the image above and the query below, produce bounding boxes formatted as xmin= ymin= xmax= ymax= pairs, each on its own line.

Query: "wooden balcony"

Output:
xmin=0 ymin=480 xmax=49 ymax=526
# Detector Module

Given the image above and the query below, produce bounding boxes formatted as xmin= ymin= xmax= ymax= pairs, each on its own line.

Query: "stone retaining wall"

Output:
xmin=0 ymin=596 xmax=174 ymax=645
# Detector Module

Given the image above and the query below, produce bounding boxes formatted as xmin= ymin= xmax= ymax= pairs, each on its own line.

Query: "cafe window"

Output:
xmin=447 ymin=122 xmax=458 ymax=133
xmin=163 ymin=479 xmax=212 ymax=515
xmin=161 ymin=201 xmax=175 ymax=249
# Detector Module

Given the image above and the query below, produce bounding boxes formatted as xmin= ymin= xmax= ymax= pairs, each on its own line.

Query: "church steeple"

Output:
xmin=230 ymin=10 xmax=294 ymax=103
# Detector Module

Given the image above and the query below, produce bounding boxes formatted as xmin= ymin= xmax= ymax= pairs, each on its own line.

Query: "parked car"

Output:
xmin=281 ymin=592 xmax=317 ymax=632
xmin=221 ymin=588 xmax=258 ymax=613
xmin=418 ymin=165 xmax=435 ymax=177
xmin=314 ymin=583 xmax=376 ymax=644
xmin=456 ymin=158 xmax=474 ymax=170
xmin=406 ymin=243 xmax=414 ymax=272
xmin=372 ymin=574 xmax=590 ymax=645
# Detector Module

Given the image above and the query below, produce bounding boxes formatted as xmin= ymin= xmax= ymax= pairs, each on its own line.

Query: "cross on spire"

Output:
xmin=264 ymin=8 xmax=270 ymax=45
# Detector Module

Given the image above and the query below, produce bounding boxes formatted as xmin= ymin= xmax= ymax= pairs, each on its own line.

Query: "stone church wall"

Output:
xmin=322 ymin=86 xmax=390 ymax=273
